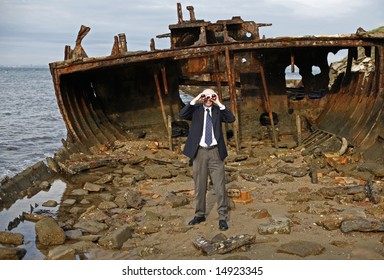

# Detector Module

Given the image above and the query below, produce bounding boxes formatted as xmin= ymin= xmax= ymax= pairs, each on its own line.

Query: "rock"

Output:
xmin=316 ymin=218 xmax=342 ymax=230
xmin=241 ymin=167 xmax=268 ymax=178
xmin=272 ymin=188 xmax=288 ymax=196
xmin=94 ymin=174 xmax=114 ymax=184
xmin=306 ymin=204 xmax=335 ymax=215
xmin=144 ymin=164 xmax=172 ymax=179
xmin=143 ymin=211 xmax=164 ymax=222
xmin=99 ymin=193 xmax=115 ymax=201
xmin=288 ymin=204 xmax=310 ymax=213
xmin=139 ymin=246 xmax=162 ymax=257
xmin=98 ymin=225 xmax=133 ymax=249
xmin=65 ymin=229 xmax=83 ymax=240
xmin=278 ymin=240 xmax=325 ymax=257
xmin=47 ymin=245 xmax=76 ymax=260
xmin=71 ymin=189 xmax=89 ymax=196
xmin=0 ymin=247 xmax=26 ymax=260
xmin=135 ymin=225 xmax=161 ymax=235
xmin=98 ymin=201 xmax=118 ymax=210
xmin=35 ymin=217 xmax=66 ymax=245
xmin=124 ymin=189 xmax=143 ymax=209
xmin=73 ymin=220 xmax=108 ymax=234
xmin=0 ymin=231 xmax=24 ymax=245
xmin=357 ymin=162 xmax=384 ymax=177
xmin=42 ymin=200 xmax=58 ymax=207
xmin=318 ymin=187 xmax=346 ymax=198
xmin=62 ymin=199 xmax=76 ymax=206
xmin=83 ymin=182 xmax=105 ymax=192
xmin=79 ymin=206 xmax=110 ymax=221
xmin=285 ymin=191 xmax=324 ymax=202
xmin=277 ymin=165 xmax=308 ymax=177
xmin=122 ymin=165 xmax=141 ymax=175
xmin=365 ymin=204 xmax=384 ymax=220
xmin=69 ymin=240 xmax=99 ymax=254
xmin=258 ymin=216 xmax=292 ymax=234
xmin=165 ymin=194 xmax=190 ymax=208
xmin=113 ymin=175 xmax=136 ymax=188
xmin=251 ymin=208 xmax=271 ymax=219
xmin=340 ymin=218 xmax=384 ymax=233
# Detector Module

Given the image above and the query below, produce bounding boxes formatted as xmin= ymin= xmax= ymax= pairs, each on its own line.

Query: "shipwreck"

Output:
xmin=50 ymin=4 xmax=384 ymax=159
xmin=1 ymin=3 xmax=384 ymax=208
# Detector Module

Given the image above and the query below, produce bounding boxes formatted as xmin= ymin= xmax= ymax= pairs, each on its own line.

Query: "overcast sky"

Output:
xmin=0 ymin=0 xmax=382 ymax=66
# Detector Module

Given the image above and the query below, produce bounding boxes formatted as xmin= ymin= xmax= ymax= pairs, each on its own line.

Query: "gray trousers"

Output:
xmin=192 ymin=146 xmax=228 ymax=221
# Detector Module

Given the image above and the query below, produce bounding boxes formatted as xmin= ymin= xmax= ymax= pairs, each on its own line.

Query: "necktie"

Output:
xmin=205 ymin=109 xmax=213 ymax=146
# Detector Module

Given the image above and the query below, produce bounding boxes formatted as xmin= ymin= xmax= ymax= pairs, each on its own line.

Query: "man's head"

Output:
xmin=201 ymin=88 xmax=217 ymax=107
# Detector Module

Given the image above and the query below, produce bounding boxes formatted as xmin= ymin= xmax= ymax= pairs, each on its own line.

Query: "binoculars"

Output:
xmin=201 ymin=93 xmax=217 ymax=101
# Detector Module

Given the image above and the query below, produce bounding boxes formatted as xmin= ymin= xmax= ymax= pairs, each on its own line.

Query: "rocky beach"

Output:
xmin=1 ymin=133 xmax=384 ymax=260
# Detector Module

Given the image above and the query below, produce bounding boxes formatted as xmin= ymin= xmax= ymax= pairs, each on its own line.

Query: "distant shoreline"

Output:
xmin=0 ymin=65 xmax=49 ymax=69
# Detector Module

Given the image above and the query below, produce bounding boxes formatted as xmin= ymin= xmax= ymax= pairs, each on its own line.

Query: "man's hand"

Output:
xmin=190 ymin=93 xmax=203 ymax=105
xmin=212 ymin=94 xmax=224 ymax=108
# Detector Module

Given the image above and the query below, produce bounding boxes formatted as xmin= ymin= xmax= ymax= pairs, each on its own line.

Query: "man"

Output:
xmin=179 ymin=88 xmax=235 ymax=231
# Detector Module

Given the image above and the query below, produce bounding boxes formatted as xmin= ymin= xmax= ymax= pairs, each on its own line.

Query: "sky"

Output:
xmin=0 ymin=0 xmax=383 ymax=66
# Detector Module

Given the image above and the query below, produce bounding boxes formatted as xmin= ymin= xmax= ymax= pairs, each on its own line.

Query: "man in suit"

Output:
xmin=179 ymin=88 xmax=235 ymax=231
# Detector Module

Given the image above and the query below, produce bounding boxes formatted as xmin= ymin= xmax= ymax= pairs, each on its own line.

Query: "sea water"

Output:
xmin=0 ymin=67 xmax=66 ymax=179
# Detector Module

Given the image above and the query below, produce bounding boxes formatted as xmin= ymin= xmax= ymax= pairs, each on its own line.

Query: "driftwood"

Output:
xmin=58 ymin=155 xmax=133 ymax=175
xmin=193 ymin=234 xmax=256 ymax=255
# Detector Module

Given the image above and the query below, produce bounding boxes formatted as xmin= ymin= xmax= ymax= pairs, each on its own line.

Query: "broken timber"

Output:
xmin=192 ymin=234 xmax=256 ymax=255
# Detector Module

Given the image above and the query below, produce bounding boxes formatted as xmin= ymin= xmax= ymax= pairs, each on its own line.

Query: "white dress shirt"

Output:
xmin=199 ymin=106 xmax=218 ymax=147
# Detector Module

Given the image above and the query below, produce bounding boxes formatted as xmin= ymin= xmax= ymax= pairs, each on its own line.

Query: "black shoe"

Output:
xmin=219 ymin=220 xmax=228 ymax=231
xmin=188 ymin=216 xmax=206 ymax=225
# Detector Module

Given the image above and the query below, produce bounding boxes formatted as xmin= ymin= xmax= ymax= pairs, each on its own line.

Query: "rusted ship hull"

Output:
xmin=48 ymin=4 xmax=384 ymax=166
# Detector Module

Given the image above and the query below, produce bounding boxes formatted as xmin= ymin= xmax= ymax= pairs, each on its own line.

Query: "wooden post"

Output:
xmin=296 ymin=113 xmax=302 ymax=146
xmin=177 ymin=3 xmax=183 ymax=23
xmin=259 ymin=61 xmax=278 ymax=148
xmin=150 ymin=38 xmax=155 ymax=51
xmin=167 ymin=115 xmax=173 ymax=151
xmin=161 ymin=65 xmax=169 ymax=95
xmin=64 ymin=45 xmax=72 ymax=60
xmin=153 ymin=71 xmax=168 ymax=132
xmin=213 ymin=52 xmax=223 ymax=99
xmin=213 ymin=52 xmax=227 ymax=146
xmin=225 ymin=47 xmax=239 ymax=152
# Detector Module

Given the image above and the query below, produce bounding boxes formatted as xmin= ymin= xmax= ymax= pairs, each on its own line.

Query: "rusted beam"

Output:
xmin=153 ymin=71 xmax=168 ymax=132
xmin=213 ymin=52 xmax=227 ymax=146
xmin=186 ymin=6 xmax=196 ymax=21
xmin=379 ymin=45 xmax=384 ymax=90
xmin=111 ymin=36 xmax=119 ymax=56
xmin=177 ymin=2 xmax=183 ymax=24
xmin=118 ymin=33 xmax=127 ymax=53
xmin=296 ymin=113 xmax=302 ymax=146
xmin=225 ymin=47 xmax=239 ymax=152
xmin=72 ymin=25 xmax=90 ymax=59
xmin=64 ymin=45 xmax=72 ymax=60
xmin=50 ymin=69 xmax=81 ymax=144
xmin=259 ymin=58 xmax=278 ymax=148
xmin=213 ymin=52 xmax=223 ymax=100
xmin=161 ymin=65 xmax=169 ymax=95
xmin=51 ymin=37 xmax=377 ymax=75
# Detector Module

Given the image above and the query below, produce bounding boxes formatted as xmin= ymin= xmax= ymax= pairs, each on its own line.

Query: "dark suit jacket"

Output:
xmin=179 ymin=103 xmax=235 ymax=161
